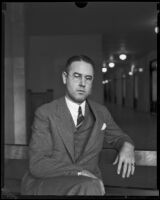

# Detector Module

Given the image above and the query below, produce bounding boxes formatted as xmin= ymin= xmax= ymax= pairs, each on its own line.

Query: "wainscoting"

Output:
xmin=26 ymin=89 xmax=53 ymax=143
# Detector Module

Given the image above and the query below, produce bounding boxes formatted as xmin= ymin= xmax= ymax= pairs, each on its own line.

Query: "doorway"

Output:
xmin=150 ymin=59 xmax=157 ymax=114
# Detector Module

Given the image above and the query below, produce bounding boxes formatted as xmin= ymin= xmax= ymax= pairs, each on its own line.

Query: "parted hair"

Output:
xmin=65 ymin=55 xmax=95 ymax=73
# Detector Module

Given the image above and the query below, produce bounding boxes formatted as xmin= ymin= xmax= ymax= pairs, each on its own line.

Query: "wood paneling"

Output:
xmin=5 ymin=145 xmax=157 ymax=166
xmin=26 ymin=89 xmax=53 ymax=143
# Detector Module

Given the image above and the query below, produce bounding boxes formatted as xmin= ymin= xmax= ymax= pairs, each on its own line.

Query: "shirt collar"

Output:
xmin=65 ymin=96 xmax=86 ymax=116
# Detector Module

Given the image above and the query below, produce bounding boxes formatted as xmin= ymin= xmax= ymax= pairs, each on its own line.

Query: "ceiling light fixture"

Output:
xmin=108 ymin=62 xmax=115 ymax=68
xmin=118 ymin=44 xmax=128 ymax=61
xmin=138 ymin=68 xmax=143 ymax=72
xmin=102 ymin=61 xmax=107 ymax=73
xmin=102 ymin=80 xmax=109 ymax=84
xmin=102 ymin=67 xmax=107 ymax=73
xmin=128 ymin=71 xmax=133 ymax=76
xmin=155 ymin=26 xmax=159 ymax=34
xmin=119 ymin=54 xmax=127 ymax=60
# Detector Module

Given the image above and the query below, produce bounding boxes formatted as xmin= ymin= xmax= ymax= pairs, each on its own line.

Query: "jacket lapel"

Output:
xmin=56 ymin=97 xmax=76 ymax=162
xmin=81 ymin=99 xmax=103 ymax=154
xmin=54 ymin=97 xmax=103 ymax=162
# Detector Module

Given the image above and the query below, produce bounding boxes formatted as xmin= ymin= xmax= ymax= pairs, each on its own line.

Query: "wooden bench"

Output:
xmin=99 ymin=148 xmax=158 ymax=196
xmin=3 ymin=144 xmax=159 ymax=196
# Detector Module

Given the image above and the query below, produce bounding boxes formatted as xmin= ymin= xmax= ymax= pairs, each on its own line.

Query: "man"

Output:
xmin=21 ymin=55 xmax=135 ymax=195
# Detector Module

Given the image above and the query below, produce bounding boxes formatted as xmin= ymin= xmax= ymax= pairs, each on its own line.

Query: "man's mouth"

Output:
xmin=77 ymin=90 xmax=85 ymax=93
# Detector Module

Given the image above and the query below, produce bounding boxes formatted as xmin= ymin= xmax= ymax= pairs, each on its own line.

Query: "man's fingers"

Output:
xmin=113 ymin=156 xmax=118 ymax=165
xmin=117 ymin=160 xmax=123 ymax=175
xmin=117 ymin=161 xmax=136 ymax=178
xmin=122 ymin=162 xmax=127 ymax=178
xmin=131 ymin=163 xmax=135 ymax=175
xmin=122 ymin=162 xmax=135 ymax=178
xmin=126 ymin=163 xmax=132 ymax=178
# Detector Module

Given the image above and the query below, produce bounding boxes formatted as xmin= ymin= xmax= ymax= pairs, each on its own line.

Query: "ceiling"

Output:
xmin=25 ymin=2 xmax=157 ymax=65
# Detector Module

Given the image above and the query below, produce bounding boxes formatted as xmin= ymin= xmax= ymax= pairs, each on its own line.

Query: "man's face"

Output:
xmin=62 ymin=61 xmax=94 ymax=104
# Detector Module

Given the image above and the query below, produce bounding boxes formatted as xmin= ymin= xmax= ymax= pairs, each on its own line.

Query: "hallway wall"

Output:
xmin=136 ymin=50 xmax=157 ymax=112
xmin=4 ymin=3 xmax=26 ymax=144
xmin=26 ymin=35 xmax=104 ymax=104
xmin=104 ymin=50 xmax=157 ymax=113
xmin=5 ymin=8 xmax=14 ymax=143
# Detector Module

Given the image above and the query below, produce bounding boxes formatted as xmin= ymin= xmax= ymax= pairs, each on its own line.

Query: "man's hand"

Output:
xmin=113 ymin=142 xmax=135 ymax=178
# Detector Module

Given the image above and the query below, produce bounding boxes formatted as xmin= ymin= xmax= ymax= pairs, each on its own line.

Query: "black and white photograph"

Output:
xmin=2 ymin=2 xmax=158 ymax=198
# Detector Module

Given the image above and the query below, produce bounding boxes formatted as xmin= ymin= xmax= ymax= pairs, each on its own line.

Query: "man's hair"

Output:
xmin=65 ymin=55 xmax=95 ymax=73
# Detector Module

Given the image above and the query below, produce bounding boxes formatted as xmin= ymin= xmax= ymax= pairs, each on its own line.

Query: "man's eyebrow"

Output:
xmin=73 ymin=72 xmax=81 ymax=75
xmin=85 ymin=75 xmax=93 ymax=77
xmin=73 ymin=72 xmax=93 ymax=77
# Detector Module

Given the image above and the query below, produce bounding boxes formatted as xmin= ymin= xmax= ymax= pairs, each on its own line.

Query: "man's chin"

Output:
xmin=73 ymin=96 xmax=87 ymax=104
xmin=75 ymin=98 xmax=86 ymax=104
xmin=67 ymin=94 xmax=88 ymax=104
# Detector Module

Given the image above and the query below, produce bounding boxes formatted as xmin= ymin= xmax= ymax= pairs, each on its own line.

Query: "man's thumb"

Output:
xmin=113 ymin=156 xmax=118 ymax=165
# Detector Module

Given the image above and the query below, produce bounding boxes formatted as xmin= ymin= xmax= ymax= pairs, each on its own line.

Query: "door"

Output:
xmin=150 ymin=60 xmax=157 ymax=113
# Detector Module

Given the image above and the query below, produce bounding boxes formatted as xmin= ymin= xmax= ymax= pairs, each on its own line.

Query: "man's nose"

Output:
xmin=79 ymin=77 xmax=86 ymax=87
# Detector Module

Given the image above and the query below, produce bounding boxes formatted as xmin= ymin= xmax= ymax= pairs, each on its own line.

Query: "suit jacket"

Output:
xmin=21 ymin=96 xmax=134 ymax=194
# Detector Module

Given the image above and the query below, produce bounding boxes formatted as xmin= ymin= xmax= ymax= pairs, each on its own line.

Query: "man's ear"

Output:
xmin=62 ymin=71 xmax=67 ymax=84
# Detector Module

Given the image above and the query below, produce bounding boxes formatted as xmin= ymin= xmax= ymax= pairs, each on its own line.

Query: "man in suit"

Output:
xmin=21 ymin=55 xmax=135 ymax=195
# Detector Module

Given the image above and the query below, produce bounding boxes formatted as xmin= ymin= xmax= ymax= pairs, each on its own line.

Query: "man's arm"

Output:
xmin=113 ymin=141 xmax=135 ymax=178
xmin=29 ymin=106 xmax=83 ymax=178
xmin=104 ymin=108 xmax=135 ymax=178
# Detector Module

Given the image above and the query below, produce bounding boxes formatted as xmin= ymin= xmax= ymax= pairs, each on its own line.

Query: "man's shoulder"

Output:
xmin=87 ymin=99 xmax=108 ymax=112
xmin=36 ymin=96 xmax=64 ymax=114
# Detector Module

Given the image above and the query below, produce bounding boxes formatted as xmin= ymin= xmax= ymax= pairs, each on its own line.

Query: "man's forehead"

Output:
xmin=69 ymin=61 xmax=94 ymax=74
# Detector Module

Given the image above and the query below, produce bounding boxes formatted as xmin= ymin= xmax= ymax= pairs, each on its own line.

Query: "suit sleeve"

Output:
xmin=29 ymin=106 xmax=82 ymax=178
xmin=103 ymin=107 xmax=135 ymax=151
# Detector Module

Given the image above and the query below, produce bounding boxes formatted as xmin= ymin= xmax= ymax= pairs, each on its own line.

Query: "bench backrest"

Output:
xmin=4 ymin=145 xmax=157 ymax=189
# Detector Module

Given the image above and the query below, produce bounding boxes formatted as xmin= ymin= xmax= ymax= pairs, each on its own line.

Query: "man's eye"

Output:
xmin=86 ymin=76 xmax=92 ymax=81
xmin=74 ymin=74 xmax=81 ymax=78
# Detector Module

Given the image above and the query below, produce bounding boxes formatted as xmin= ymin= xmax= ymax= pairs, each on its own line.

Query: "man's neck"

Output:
xmin=65 ymin=95 xmax=86 ymax=106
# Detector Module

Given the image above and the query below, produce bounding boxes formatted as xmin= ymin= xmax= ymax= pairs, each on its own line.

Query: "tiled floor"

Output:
xmin=104 ymin=103 xmax=157 ymax=150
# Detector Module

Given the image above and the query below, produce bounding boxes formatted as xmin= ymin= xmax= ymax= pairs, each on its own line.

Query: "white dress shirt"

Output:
xmin=65 ymin=96 xmax=86 ymax=126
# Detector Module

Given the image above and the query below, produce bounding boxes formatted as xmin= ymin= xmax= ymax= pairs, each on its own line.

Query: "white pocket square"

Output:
xmin=101 ymin=123 xmax=107 ymax=131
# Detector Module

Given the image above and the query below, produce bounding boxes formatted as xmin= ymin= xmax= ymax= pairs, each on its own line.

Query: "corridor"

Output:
xmin=3 ymin=2 xmax=158 ymax=197
xmin=104 ymin=102 xmax=157 ymax=150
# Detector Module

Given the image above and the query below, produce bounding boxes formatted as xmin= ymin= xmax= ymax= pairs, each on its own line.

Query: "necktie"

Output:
xmin=76 ymin=106 xmax=84 ymax=128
